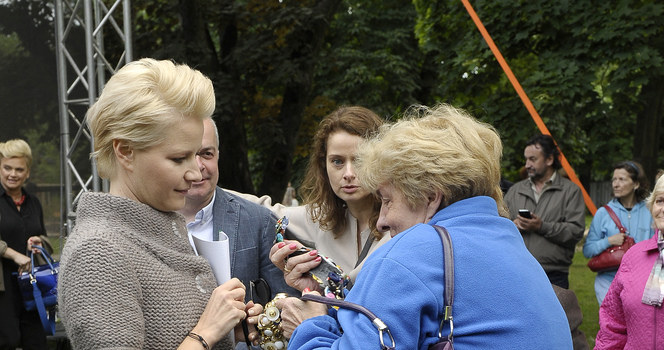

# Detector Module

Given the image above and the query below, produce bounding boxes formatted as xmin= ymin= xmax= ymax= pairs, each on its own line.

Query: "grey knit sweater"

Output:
xmin=58 ymin=192 xmax=233 ymax=349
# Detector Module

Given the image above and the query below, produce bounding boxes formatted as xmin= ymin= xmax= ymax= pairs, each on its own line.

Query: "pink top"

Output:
xmin=595 ymin=233 xmax=664 ymax=349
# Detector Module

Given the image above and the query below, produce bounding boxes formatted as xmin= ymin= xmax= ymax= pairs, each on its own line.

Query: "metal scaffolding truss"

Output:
xmin=54 ymin=0 xmax=132 ymax=236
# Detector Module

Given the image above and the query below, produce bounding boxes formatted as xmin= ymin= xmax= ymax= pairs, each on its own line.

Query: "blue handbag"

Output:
xmin=15 ymin=245 xmax=59 ymax=335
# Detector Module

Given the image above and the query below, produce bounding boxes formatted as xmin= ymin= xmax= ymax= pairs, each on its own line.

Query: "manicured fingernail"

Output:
xmin=278 ymin=242 xmax=285 ymax=248
xmin=315 ymin=257 xmax=321 ymax=262
xmin=289 ymin=243 xmax=297 ymax=249
xmin=309 ymin=250 xmax=318 ymax=256
xmin=303 ymin=288 xmax=311 ymax=293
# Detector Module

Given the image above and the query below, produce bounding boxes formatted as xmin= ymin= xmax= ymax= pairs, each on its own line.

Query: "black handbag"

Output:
xmin=15 ymin=245 xmax=59 ymax=335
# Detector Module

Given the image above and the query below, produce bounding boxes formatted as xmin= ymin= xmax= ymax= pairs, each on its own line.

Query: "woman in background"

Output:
xmin=281 ymin=182 xmax=299 ymax=207
xmin=583 ymin=161 xmax=653 ymax=304
xmin=231 ymin=106 xmax=391 ymax=292
xmin=0 ymin=139 xmax=49 ymax=350
xmin=595 ymin=173 xmax=664 ymax=348
xmin=58 ymin=58 xmax=260 ymax=350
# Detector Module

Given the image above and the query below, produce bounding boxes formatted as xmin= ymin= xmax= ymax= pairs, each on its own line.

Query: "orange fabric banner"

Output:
xmin=461 ymin=0 xmax=597 ymax=215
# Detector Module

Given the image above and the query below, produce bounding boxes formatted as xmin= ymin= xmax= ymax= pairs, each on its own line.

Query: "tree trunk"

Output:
xmin=178 ymin=0 xmax=254 ymax=193
xmin=633 ymin=76 xmax=664 ymax=186
xmin=257 ymin=0 xmax=343 ymax=200
xmin=215 ymin=10 xmax=255 ymax=193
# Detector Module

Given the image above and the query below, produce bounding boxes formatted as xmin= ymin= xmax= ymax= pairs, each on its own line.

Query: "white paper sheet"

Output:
xmin=192 ymin=231 xmax=231 ymax=286
xmin=192 ymin=232 xmax=235 ymax=345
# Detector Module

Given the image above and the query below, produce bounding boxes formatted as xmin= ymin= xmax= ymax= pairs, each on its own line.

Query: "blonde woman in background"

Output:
xmin=0 ymin=139 xmax=49 ymax=349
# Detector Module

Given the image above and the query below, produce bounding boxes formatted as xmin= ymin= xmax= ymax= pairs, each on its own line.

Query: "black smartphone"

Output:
xmin=518 ymin=209 xmax=532 ymax=219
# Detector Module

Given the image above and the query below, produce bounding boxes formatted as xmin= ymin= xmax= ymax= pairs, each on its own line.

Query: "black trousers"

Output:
xmin=547 ymin=270 xmax=570 ymax=289
xmin=0 ymin=273 xmax=48 ymax=350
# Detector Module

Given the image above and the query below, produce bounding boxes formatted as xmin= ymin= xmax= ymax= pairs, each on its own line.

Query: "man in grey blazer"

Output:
xmin=179 ymin=117 xmax=296 ymax=303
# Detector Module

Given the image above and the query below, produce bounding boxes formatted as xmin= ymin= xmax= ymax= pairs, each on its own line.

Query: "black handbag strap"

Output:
xmin=355 ymin=232 xmax=374 ymax=268
xmin=432 ymin=225 xmax=455 ymax=344
xmin=603 ymin=205 xmax=627 ymax=233
xmin=300 ymin=293 xmax=396 ymax=350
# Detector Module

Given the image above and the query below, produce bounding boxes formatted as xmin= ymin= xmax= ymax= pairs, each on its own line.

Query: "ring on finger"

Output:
xmin=284 ymin=266 xmax=291 ymax=274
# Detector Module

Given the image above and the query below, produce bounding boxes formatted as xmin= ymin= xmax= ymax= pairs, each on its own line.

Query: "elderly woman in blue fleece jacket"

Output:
xmin=275 ymin=104 xmax=573 ymax=350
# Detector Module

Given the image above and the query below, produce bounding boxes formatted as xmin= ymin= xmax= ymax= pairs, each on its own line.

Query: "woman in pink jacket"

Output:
xmin=595 ymin=174 xmax=664 ymax=349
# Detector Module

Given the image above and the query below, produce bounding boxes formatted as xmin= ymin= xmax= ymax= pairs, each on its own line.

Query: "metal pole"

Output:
xmin=83 ymin=0 xmax=100 ymax=192
xmin=54 ymin=0 xmax=73 ymax=237
xmin=55 ymin=0 xmax=132 ymax=235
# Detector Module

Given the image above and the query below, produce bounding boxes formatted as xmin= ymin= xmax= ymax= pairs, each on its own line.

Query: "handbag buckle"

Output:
xmin=438 ymin=305 xmax=454 ymax=337
xmin=373 ymin=318 xmax=395 ymax=349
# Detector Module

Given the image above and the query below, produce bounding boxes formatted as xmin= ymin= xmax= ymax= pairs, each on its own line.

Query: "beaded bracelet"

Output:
xmin=187 ymin=331 xmax=210 ymax=350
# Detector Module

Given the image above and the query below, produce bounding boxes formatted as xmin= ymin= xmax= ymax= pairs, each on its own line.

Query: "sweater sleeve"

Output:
xmin=59 ymin=238 xmax=145 ymax=350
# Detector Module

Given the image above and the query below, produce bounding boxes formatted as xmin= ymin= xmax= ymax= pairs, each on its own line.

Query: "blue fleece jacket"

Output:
xmin=288 ymin=196 xmax=572 ymax=349
xmin=582 ymin=198 xmax=654 ymax=304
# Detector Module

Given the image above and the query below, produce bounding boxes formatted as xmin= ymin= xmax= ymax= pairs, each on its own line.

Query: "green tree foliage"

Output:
xmin=131 ymin=0 xmax=345 ymax=199
xmin=413 ymin=0 xmax=664 ymax=184
xmin=1 ymin=0 xmax=663 ymax=198
xmin=313 ymin=0 xmax=422 ymax=116
xmin=0 ymin=1 xmax=60 ymax=184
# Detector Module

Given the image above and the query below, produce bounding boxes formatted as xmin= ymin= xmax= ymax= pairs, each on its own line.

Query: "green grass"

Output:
xmin=571 ymin=215 xmax=600 ymax=348
xmin=570 ymin=246 xmax=599 ymax=348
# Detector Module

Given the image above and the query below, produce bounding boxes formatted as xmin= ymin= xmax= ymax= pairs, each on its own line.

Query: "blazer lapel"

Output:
xmin=212 ymin=187 xmax=240 ymax=274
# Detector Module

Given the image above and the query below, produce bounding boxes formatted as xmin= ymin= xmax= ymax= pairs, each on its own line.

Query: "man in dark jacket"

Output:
xmin=178 ymin=117 xmax=297 ymax=308
xmin=504 ymin=134 xmax=585 ymax=289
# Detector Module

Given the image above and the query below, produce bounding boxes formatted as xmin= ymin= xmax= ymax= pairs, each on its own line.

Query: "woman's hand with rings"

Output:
xmin=275 ymin=288 xmax=328 ymax=338
xmin=270 ymin=240 xmax=302 ymax=271
xmin=270 ymin=240 xmax=324 ymax=292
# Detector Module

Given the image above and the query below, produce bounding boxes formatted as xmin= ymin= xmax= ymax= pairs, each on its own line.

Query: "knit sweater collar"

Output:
xmin=76 ymin=192 xmax=190 ymax=249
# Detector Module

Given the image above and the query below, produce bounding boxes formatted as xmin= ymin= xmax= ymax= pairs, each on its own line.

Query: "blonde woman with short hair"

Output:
xmin=0 ymin=139 xmax=49 ymax=349
xmin=58 ymin=58 xmax=261 ymax=350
